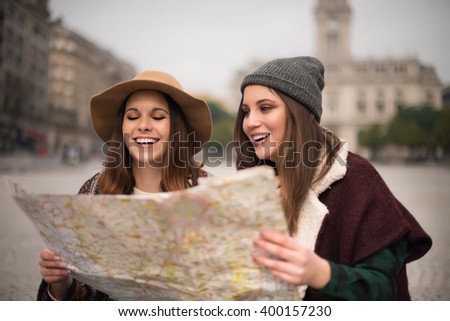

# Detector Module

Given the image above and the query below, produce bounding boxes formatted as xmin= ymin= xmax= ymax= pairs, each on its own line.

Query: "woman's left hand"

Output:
xmin=252 ymin=229 xmax=331 ymax=290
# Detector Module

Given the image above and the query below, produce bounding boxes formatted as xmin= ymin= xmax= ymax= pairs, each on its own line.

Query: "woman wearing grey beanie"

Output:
xmin=234 ymin=56 xmax=432 ymax=300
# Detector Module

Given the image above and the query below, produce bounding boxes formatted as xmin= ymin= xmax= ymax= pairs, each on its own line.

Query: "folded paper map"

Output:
xmin=9 ymin=166 xmax=299 ymax=300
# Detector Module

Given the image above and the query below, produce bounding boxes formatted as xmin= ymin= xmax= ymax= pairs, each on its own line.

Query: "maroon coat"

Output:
xmin=305 ymin=152 xmax=432 ymax=300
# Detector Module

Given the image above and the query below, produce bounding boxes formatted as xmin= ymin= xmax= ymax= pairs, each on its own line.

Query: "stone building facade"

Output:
xmin=47 ymin=21 xmax=135 ymax=162
xmin=0 ymin=0 xmax=136 ymax=161
xmin=315 ymin=0 xmax=442 ymax=152
xmin=0 ymin=0 xmax=51 ymax=154
xmin=230 ymin=0 xmax=443 ymax=153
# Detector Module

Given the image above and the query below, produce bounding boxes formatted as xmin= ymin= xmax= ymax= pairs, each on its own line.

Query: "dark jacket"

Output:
xmin=304 ymin=152 xmax=432 ymax=300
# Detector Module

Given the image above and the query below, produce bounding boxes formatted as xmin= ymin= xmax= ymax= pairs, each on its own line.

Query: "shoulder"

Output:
xmin=343 ymin=152 xmax=384 ymax=186
xmin=78 ymin=172 xmax=101 ymax=195
xmin=326 ymin=151 xmax=391 ymax=207
xmin=315 ymin=148 xmax=379 ymax=194
xmin=346 ymin=152 xmax=377 ymax=173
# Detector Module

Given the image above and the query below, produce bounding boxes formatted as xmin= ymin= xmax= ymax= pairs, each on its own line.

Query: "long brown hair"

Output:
xmin=98 ymin=92 xmax=203 ymax=194
xmin=234 ymin=89 xmax=342 ymax=235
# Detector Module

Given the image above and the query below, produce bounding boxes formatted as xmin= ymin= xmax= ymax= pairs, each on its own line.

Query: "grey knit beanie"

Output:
xmin=240 ymin=56 xmax=324 ymax=123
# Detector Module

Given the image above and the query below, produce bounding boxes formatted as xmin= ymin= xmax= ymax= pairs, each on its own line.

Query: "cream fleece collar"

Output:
xmin=294 ymin=142 xmax=349 ymax=299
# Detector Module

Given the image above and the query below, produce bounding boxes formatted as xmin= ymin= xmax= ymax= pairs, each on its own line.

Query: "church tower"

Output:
xmin=315 ymin=0 xmax=352 ymax=70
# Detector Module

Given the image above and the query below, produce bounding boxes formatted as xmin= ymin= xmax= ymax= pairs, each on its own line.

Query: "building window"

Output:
xmin=327 ymin=33 xmax=338 ymax=58
xmin=329 ymin=96 xmax=338 ymax=112
xmin=356 ymin=65 xmax=367 ymax=74
xmin=17 ymin=12 xmax=24 ymax=26
xmin=375 ymin=65 xmax=386 ymax=74
xmin=395 ymin=101 xmax=404 ymax=111
xmin=33 ymin=24 xmax=41 ymax=36
xmin=15 ymin=54 xmax=22 ymax=68
xmin=357 ymin=100 xmax=366 ymax=113
xmin=376 ymin=101 xmax=385 ymax=113
xmin=425 ymin=90 xmax=434 ymax=106
xmin=394 ymin=64 xmax=406 ymax=74
xmin=5 ymin=2 xmax=13 ymax=18
xmin=6 ymin=27 xmax=13 ymax=42
xmin=327 ymin=14 xmax=338 ymax=31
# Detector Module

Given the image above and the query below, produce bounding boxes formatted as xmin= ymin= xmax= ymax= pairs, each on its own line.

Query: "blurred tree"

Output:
xmin=205 ymin=99 xmax=235 ymax=147
xmin=387 ymin=105 xmax=440 ymax=160
xmin=433 ymin=103 xmax=450 ymax=157
xmin=359 ymin=124 xmax=387 ymax=160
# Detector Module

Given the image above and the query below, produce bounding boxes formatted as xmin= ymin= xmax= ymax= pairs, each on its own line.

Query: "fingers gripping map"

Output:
xmin=9 ymin=166 xmax=298 ymax=300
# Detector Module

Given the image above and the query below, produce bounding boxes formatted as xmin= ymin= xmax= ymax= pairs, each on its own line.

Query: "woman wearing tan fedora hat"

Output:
xmin=37 ymin=71 xmax=213 ymax=300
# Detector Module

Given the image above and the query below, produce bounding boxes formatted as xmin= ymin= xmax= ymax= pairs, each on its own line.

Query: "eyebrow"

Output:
xmin=242 ymin=98 xmax=277 ymax=107
xmin=255 ymin=98 xmax=276 ymax=104
xmin=125 ymin=107 xmax=169 ymax=114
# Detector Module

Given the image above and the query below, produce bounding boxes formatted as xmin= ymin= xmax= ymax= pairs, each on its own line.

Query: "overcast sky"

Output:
xmin=48 ymin=0 xmax=450 ymax=100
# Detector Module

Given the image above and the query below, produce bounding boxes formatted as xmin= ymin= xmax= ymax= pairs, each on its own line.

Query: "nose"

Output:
xmin=245 ymin=111 xmax=261 ymax=128
xmin=138 ymin=116 xmax=152 ymax=132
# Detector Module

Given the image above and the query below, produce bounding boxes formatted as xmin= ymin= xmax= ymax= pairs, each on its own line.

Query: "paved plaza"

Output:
xmin=0 ymin=159 xmax=449 ymax=300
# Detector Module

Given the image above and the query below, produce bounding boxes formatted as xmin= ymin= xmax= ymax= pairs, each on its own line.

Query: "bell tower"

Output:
xmin=315 ymin=0 xmax=352 ymax=69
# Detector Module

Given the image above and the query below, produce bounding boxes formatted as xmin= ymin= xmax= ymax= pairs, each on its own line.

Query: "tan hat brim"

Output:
xmin=90 ymin=73 xmax=212 ymax=151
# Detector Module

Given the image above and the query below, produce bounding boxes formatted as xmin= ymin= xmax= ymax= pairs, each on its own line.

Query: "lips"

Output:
xmin=252 ymin=133 xmax=269 ymax=141
xmin=251 ymin=133 xmax=270 ymax=147
xmin=133 ymin=137 xmax=159 ymax=147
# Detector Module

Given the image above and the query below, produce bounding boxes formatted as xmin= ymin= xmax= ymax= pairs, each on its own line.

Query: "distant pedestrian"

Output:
xmin=234 ymin=56 xmax=432 ymax=300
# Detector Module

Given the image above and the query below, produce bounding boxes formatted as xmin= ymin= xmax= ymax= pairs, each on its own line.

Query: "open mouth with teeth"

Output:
xmin=252 ymin=133 xmax=270 ymax=146
xmin=134 ymin=137 xmax=159 ymax=147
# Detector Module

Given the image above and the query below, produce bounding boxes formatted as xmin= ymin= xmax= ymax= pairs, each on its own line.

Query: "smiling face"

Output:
xmin=241 ymin=85 xmax=287 ymax=161
xmin=122 ymin=90 xmax=171 ymax=167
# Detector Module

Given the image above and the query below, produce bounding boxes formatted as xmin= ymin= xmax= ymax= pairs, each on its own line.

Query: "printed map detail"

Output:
xmin=9 ymin=166 xmax=299 ymax=300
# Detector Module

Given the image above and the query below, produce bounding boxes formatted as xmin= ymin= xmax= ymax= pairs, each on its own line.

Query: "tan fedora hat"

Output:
xmin=90 ymin=70 xmax=212 ymax=149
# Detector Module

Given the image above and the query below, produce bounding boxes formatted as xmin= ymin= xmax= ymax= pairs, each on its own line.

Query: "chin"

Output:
xmin=131 ymin=153 xmax=165 ymax=167
xmin=255 ymin=151 xmax=270 ymax=161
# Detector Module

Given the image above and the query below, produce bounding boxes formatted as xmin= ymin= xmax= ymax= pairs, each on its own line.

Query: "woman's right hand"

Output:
xmin=39 ymin=249 xmax=73 ymax=300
